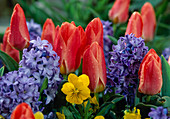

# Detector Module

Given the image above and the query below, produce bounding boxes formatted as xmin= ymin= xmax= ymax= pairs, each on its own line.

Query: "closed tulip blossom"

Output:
xmin=138 ymin=49 xmax=162 ymax=95
xmin=8 ymin=4 xmax=30 ymax=51
xmin=82 ymin=42 xmax=107 ymax=93
xmin=54 ymin=22 xmax=83 ymax=74
xmin=109 ymin=0 xmax=130 ymax=24
xmin=61 ymin=73 xmax=90 ymax=104
xmin=0 ymin=27 xmax=19 ymax=62
xmin=125 ymin=12 xmax=143 ymax=38
xmin=141 ymin=2 xmax=156 ymax=42
xmin=11 ymin=103 xmax=35 ymax=119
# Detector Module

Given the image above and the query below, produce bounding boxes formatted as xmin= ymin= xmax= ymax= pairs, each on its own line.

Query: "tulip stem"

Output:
xmin=19 ymin=51 xmax=23 ymax=61
xmin=146 ymin=95 xmax=151 ymax=103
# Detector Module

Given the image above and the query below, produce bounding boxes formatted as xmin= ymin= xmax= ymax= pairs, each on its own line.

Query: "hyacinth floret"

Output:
xmin=101 ymin=20 xmax=113 ymax=66
xmin=162 ymin=47 xmax=170 ymax=61
xmin=27 ymin=19 xmax=42 ymax=40
xmin=107 ymin=33 xmax=148 ymax=105
xmin=19 ymin=37 xmax=61 ymax=104
xmin=0 ymin=71 xmax=40 ymax=118
xmin=148 ymin=107 xmax=169 ymax=119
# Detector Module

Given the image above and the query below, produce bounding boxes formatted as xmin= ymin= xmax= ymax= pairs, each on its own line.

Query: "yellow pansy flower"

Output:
xmin=34 ymin=111 xmax=44 ymax=119
xmin=124 ymin=107 xmax=141 ymax=119
xmin=61 ymin=73 xmax=90 ymax=104
xmin=0 ymin=115 xmax=5 ymax=119
xmin=84 ymin=96 xmax=99 ymax=112
xmin=94 ymin=115 xmax=105 ymax=119
xmin=56 ymin=112 xmax=65 ymax=119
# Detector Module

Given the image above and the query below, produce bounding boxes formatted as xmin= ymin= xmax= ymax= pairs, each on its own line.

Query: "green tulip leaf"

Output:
xmin=0 ymin=50 xmax=19 ymax=71
xmin=0 ymin=66 xmax=4 ymax=77
xmin=107 ymin=35 xmax=118 ymax=45
xmin=161 ymin=55 xmax=170 ymax=97
xmin=38 ymin=78 xmax=48 ymax=101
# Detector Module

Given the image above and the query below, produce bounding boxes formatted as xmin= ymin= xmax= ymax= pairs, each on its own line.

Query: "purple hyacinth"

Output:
xmin=101 ymin=20 xmax=113 ymax=66
xmin=107 ymin=33 xmax=148 ymax=106
xmin=27 ymin=19 xmax=42 ymax=40
xmin=162 ymin=47 xmax=170 ymax=61
xmin=0 ymin=71 xmax=40 ymax=118
xmin=19 ymin=37 xmax=61 ymax=104
xmin=148 ymin=107 xmax=169 ymax=119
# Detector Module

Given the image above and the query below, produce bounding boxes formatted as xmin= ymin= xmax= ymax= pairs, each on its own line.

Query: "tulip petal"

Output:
xmin=41 ymin=18 xmax=56 ymax=45
xmin=11 ymin=103 xmax=35 ymax=119
xmin=85 ymin=18 xmax=103 ymax=48
xmin=83 ymin=42 xmax=106 ymax=93
xmin=125 ymin=12 xmax=143 ymax=38
xmin=8 ymin=4 xmax=30 ymax=51
xmin=1 ymin=27 xmax=19 ymax=62
xmin=141 ymin=2 xmax=156 ymax=41
xmin=108 ymin=0 xmax=130 ymax=23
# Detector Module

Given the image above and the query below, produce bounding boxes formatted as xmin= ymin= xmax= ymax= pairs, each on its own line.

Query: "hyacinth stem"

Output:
xmin=19 ymin=51 xmax=23 ymax=61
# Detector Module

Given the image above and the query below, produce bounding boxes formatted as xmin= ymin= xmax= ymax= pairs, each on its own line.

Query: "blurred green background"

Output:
xmin=0 ymin=0 xmax=170 ymax=54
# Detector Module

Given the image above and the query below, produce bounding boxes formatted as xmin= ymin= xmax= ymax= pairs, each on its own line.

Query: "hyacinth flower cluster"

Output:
xmin=0 ymin=71 xmax=40 ymax=118
xmin=19 ymin=37 xmax=61 ymax=104
xmin=101 ymin=20 xmax=113 ymax=66
xmin=27 ymin=19 xmax=42 ymax=40
xmin=107 ymin=33 xmax=148 ymax=105
xmin=162 ymin=47 xmax=170 ymax=61
xmin=148 ymin=107 xmax=170 ymax=119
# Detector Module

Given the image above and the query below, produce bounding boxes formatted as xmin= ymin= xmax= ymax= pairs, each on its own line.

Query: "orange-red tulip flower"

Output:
xmin=8 ymin=4 xmax=30 ymax=51
xmin=138 ymin=49 xmax=162 ymax=95
xmin=108 ymin=0 xmax=130 ymax=24
xmin=82 ymin=42 xmax=107 ymax=93
xmin=0 ymin=27 xmax=19 ymax=63
xmin=125 ymin=12 xmax=143 ymax=38
xmin=41 ymin=18 xmax=56 ymax=45
xmin=85 ymin=18 xmax=103 ymax=48
xmin=54 ymin=22 xmax=84 ymax=74
xmin=141 ymin=2 xmax=156 ymax=42
xmin=11 ymin=103 xmax=35 ymax=119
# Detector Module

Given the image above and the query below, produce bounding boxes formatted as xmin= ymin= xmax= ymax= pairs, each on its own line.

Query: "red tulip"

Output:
xmin=41 ymin=18 xmax=56 ymax=45
xmin=0 ymin=27 xmax=19 ymax=63
xmin=54 ymin=22 xmax=83 ymax=74
xmin=11 ymin=103 xmax=35 ymax=119
xmin=82 ymin=42 xmax=107 ymax=93
xmin=125 ymin=12 xmax=143 ymax=38
xmin=85 ymin=18 xmax=103 ymax=48
xmin=141 ymin=2 xmax=156 ymax=42
xmin=108 ymin=0 xmax=130 ymax=24
xmin=8 ymin=4 xmax=30 ymax=51
xmin=138 ymin=49 xmax=162 ymax=95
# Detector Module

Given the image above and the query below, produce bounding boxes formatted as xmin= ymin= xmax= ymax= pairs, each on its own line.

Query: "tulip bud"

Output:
xmin=8 ymin=4 xmax=30 ymax=51
xmin=82 ymin=42 xmax=107 ymax=93
xmin=138 ymin=49 xmax=162 ymax=95
xmin=1 ymin=27 xmax=19 ymax=62
xmin=54 ymin=22 xmax=83 ymax=74
xmin=108 ymin=0 xmax=130 ymax=24
xmin=85 ymin=18 xmax=103 ymax=48
xmin=125 ymin=12 xmax=143 ymax=38
xmin=141 ymin=2 xmax=156 ymax=42
xmin=11 ymin=103 xmax=35 ymax=119
xmin=41 ymin=18 xmax=56 ymax=45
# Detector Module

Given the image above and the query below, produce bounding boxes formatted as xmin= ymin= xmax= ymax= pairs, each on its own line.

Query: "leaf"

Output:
xmin=111 ymin=95 xmax=124 ymax=104
xmin=161 ymin=55 xmax=170 ymax=96
xmin=96 ymin=102 xmax=114 ymax=116
xmin=40 ymin=78 xmax=48 ymax=94
xmin=63 ymin=106 xmax=74 ymax=119
xmin=107 ymin=35 xmax=118 ymax=45
xmin=0 ymin=66 xmax=4 ymax=76
xmin=0 ymin=50 xmax=19 ymax=71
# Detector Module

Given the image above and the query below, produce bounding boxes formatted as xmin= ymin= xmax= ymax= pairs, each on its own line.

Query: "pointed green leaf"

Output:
xmin=40 ymin=78 xmax=48 ymax=94
xmin=0 ymin=66 xmax=4 ymax=76
xmin=161 ymin=55 xmax=170 ymax=96
xmin=107 ymin=35 xmax=117 ymax=45
xmin=63 ymin=106 xmax=74 ymax=119
xmin=97 ymin=102 xmax=114 ymax=116
xmin=0 ymin=50 xmax=18 ymax=71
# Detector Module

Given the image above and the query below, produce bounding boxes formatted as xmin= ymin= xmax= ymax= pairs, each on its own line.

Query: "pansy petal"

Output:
xmin=61 ymin=82 xmax=75 ymax=95
xmin=78 ymin=74 xmax=90 ymax=87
